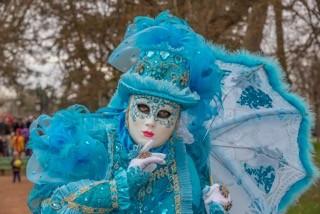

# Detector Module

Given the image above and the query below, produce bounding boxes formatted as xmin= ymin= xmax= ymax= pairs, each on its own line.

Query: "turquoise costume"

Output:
xmin=28 ymin=106 xmax=205 ymax=213
xmin=27 ymin=11 xmax=317 ymax=214
xmin=27 ymin=11 xmax=223 ymax=214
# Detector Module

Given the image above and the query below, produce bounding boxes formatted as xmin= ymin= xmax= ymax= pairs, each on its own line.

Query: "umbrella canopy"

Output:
xmin=207 ymin=57 xmax=317 ymax=213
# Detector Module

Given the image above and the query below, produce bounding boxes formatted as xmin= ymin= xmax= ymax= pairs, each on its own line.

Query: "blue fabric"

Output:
xmin=208 ymin=202 xmax=226 ymax=214
xmin=117 ymin=111 xmax=134 ymax=153
xmin=207 ymin=44 xmax=318 ymax=212
xmin=237 ymin=86 xmax=273 ymax=109
xmin=75 ymin=169 xmax=131 ymax=210
xmin=27 ymin=107 xmax=207 ymax=213
xmin=130 ymin=50 xmax=190 ymax=90
xmin=27 ymin=105 xmax=109 ymax=184
xmin=243 ymin=163 xmax=275 ymax=194
xmin=108 ymin=10 xmax=222 ymax=109
xmin=28 ymin=184 xmax=59 ymax=214
xmin=107 ymin=12 xmax=222 ymax=186
xmin=27 ymin=10 xmax=317 ymax=214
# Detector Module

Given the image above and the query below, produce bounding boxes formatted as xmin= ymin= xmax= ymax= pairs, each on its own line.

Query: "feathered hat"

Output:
xmin=107 ymin=11 xmax=222 ymax=111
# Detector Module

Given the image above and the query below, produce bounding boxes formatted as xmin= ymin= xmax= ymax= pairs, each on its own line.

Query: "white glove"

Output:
xmin=128 ymin=152 xmax=166 ymax=172
xmin=128 ymin=140 xmax=166 ymax=172
xmin=203 ymin=184 xmax=232 ymax=213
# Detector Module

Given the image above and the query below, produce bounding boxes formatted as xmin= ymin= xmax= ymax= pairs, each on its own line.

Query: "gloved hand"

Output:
xmin=128 ymin=140 xmax=166 ymax=172
xmin=203 ymin=184 xmax=232 ymax=214
xmin=128 ymin=152 xmax=166 ymax=172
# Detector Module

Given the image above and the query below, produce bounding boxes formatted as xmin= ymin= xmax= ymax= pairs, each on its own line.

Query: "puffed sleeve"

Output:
xmin=26 ymin=105 xmax=111 ymax=213
xmin=39 ymin=169 xmax=131 ymax=213
xmin=27 ymin=105 xmax=109 ymax=184
xmin=37 ymin=167 xmax=150 ymax=213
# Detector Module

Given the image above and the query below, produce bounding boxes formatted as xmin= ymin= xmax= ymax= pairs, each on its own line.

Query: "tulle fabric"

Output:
xmin=27 ymin=105 xmax=109 ymax=184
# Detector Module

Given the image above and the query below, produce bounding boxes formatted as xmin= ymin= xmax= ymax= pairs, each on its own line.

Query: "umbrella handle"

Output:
xmin=210 ymin=175 xmax=214 ymax=186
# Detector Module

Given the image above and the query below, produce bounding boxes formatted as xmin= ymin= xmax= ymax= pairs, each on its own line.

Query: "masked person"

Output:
xmin=27 ymin=11 xmax=316 ymax=214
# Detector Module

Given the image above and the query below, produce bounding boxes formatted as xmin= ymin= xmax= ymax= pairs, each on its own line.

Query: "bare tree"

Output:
xmin=273 ymin=0 xmax=290 ymax=83
xmin=0 ymin=0 xmax=33 ymax=87
xmin=1 ymin=0 xmax=319 ymax=139
xmin=243 ymin=1 xmax=269 ymax=52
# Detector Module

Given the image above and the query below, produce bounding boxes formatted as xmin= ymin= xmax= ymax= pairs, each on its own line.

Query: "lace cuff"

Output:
xmin=40 ymin=168 xmax=131 ymax=213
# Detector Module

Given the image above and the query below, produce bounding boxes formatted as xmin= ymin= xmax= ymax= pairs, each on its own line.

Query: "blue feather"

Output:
xmin=207 ymin=44 xmax=318 ymax=212
xmin=28 ymin=105 xmax=109 ymax=183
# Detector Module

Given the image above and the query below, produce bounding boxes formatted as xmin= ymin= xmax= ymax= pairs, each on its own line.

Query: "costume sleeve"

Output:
xmin=39 ymin=169 xmax=131 ymax=213
xmin=37 ymin=167 xmax=150 ymax=213
xmin=26 ymin=105 xmax=111 ymax=213
xmin=27 ymin=105 xmax=109 ymax=184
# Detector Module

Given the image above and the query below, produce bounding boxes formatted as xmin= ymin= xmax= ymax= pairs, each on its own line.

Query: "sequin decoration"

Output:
xmin=243 ymin=163 xmax=275 ymax=193
xmin=129 ymin=95 xmax=180 ymax=129
xmin=133 ymin=50 xmax=190 ymax=89
xmin=237 ymin=86 xmax=273 ymax=109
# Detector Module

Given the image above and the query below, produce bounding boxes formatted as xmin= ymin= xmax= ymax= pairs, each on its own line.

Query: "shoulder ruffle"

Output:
xmin=27 ymin=105 xmax=110 ymax=184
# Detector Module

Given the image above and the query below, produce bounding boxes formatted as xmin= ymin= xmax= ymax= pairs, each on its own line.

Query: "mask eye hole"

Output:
xmin=157 ymin=110 xmax=171 ymax=119
xmin=137 ymin=103 xmax=150 ymax=114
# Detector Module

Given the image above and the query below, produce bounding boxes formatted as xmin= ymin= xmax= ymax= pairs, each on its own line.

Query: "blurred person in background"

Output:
xmin=0 ymin=116 xmax=10 ymax=135
xmin=21 ymin=123 xmax=31 ymax=156
xmin=13 ymin=128 xmax=25 ymax=155
xmin=0 ymin=136 xmax=4 ymax=156
xmin=11 ymin=151 xmax=22 ymax=183
xmin=12 ymin=118 xmax=24 ymax=133
xmin=9 ymin=132 xmax=16 ymax=156
xmin=0 ymin=117 xmax=10 ymax=156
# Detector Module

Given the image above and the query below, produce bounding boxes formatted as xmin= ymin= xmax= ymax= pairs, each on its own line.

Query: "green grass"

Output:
xmin=0 ymin=157 xmax=29 ymax=175
xmin=287 ymin=142 xmax=320 ymax=214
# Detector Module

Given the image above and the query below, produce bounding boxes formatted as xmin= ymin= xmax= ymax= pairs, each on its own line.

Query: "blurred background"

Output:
xmin=0 ymin=0 xmax=319 ymax=213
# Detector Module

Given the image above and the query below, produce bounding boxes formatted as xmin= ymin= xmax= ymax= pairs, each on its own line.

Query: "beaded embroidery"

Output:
xmin=131 ymin=50 xmax=190 ymax=90
xmin=129 ymin=95 xmax=180 ymax=129
xmin=42 ymin=180 xmax=116 ymax=213
xmin=136 ymin=139 xmax=182 ymax=214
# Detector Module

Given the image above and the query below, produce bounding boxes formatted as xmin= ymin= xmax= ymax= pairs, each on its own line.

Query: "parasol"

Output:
xmin=206 ymin=58 xmax=317 ymax=213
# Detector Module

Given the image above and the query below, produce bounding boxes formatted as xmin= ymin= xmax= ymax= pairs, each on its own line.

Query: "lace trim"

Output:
xmin=41 ymin=179 xmax=119 ymax=213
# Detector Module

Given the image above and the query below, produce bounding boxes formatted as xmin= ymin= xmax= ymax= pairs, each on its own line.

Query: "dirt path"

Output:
xmin=0 ymin=176 xmax=32 ymax=214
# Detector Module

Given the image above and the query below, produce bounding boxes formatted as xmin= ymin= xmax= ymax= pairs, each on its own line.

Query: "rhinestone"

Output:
xmin=147 ymin=51 xmax=155 ymax=58
xmin=160 ymin=51 xmax=170 ymax=60
xmin=50 ymin=201 xmax=62 ymax=210
xmin=174 ymin=55 xmax=182 ymax=63
xmin=162 ymin=208 xmax=168 ymax=214
xmin=114 ymin=163 xmax=119 ymax=169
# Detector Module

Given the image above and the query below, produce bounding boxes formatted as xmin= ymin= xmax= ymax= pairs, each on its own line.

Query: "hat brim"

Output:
xmin=117 ymin=73 xmax=200 ymax=109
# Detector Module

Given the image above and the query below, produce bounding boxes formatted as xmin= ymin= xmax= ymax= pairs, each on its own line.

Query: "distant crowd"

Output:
xmin=0 ymin=115 xmax=34 ymax=157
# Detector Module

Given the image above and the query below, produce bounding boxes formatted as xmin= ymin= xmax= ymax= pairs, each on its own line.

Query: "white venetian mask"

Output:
xmin=127 ymin=95 xmax=180 ymax=148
